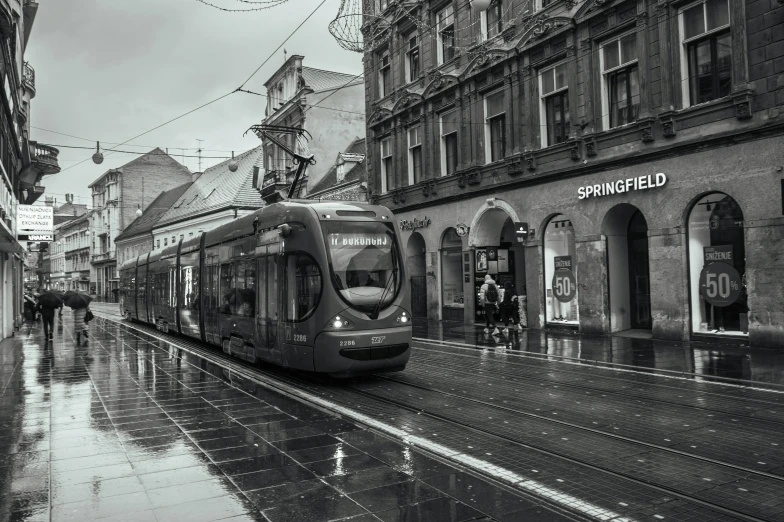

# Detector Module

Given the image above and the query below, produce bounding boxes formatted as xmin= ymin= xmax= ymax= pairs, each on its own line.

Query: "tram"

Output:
xmin=118 ymin=200 xmax=411 ymax=377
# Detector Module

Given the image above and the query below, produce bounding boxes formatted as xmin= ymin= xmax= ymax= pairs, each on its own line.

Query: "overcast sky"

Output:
xmin=26 ymin=0 xmax=362 ymax=208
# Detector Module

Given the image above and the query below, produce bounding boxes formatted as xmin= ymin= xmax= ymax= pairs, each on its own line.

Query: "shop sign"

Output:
xmin=455 ymin=223 xmax=468 ymax=237
xmin=515 ymin=222 xmax=529 ymax=242
xmin=699 ymin=261 xmax=741 ymax=307
xmin=578 ymin=173 xmax=667 ymax=200
xmin=400 ymin=216 xmax=431 ymax=231
xmin=552 ymin=256 xmax=577 ymax=303
xmin=703 ymin=245 xmax=733 ymax=264
xmin=17 ymin=205 xmax=53 ymax=241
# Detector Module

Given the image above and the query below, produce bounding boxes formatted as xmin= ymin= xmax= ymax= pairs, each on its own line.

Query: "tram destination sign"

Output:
xmin=578 ymin=173 xmax=667 ymax=200
xmin=17 ymin=205 xmax=53 ymax=241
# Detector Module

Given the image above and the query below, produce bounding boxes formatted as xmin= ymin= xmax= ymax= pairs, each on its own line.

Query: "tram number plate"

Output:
xmin=293 ymin=334 xmax=307 ymax=342
xmin=340 ymin=340 xmax=355 ymax=346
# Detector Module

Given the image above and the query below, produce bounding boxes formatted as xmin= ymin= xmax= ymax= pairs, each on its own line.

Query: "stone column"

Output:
xmin=636 ymin=11 xmax=652 ymax=119
xmin=729 ymin=0 xmax=749 ymax=89
xmin=575 ymin=235 xmax=610 ymax=334
xmin=393 ymin=119 xmax=403 ymax=189
xmin=472 ymin=87 xmax=484 ymax=167
xmin=580 ymin=36 xmax=596 ymax=134
xmin=458 ymin=90 xmax=468 ymax=170
xmin=566 ymin=42 xmax=579 ymax=139
xmin=745 ymin=217 xmax=784 ymax=348
xmin=427 ymin=105 xmax=438 ymax=178
xmin=655 ymin=1 xmax=674 ymax=111
xmin=503 ymin=69 xmax=517 ymax=157
xmin=524 ymin=242 xmax=544 ymax=330
xmin=426 ymin=250 xmax=440 ymax=320
xmin=648 ymin=227 xmax=689 ymax=341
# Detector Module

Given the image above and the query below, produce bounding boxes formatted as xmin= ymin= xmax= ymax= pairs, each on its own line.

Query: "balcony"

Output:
xmin=30 ymin=141 xmax=60 ymax=175
xmin=23 ymin=62 xmax=35 ymax=98
xmin=91 ymin=251 xmax=115 ymax=264
xmin=260 ymin=169 xmax=293 ymax=204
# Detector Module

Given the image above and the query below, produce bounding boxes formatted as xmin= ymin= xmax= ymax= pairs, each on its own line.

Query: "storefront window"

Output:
xmin=544 ymin=215 xmax=579 ymax=324
xmin=688 ymin=193 xmax=747 ymax=336
xmin=441 ymin=228 xmax=464 ymax=321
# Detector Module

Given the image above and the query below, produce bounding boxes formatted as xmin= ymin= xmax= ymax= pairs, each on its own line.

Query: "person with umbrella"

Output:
xmin=64 ymin=291 xmax=92 ymax=343
xmin=24 ymin=292 xmax=38 ymax=321
xmin=36 ymin=291 xmax=63 ymax=341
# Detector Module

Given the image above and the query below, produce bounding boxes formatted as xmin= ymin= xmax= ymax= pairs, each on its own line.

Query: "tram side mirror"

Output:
xmin=278 ymin=224 xmax=292 ymax=238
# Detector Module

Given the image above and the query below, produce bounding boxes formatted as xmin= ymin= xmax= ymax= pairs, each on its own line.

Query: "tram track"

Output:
xmin=410 ymin=339 xmax=784 ymax=418
xmin=92 ymin=311 xmax=783 ymax=522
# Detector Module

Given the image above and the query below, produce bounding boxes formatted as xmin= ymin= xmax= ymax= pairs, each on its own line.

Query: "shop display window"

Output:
xmin=544 ymin=215 xmax=579 ymax=325
xmin=688 ymin=193 xmax=748 ymax=336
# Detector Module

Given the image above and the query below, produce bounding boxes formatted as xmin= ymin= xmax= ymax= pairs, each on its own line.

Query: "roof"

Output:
xmin=301 ymin=67 xmax=362 ymax=93
xmin=309 ymin=138 xmax=366 ymax=195
xmin=115 ymin=181 xmax=193 ymax=242
xmin=155 ymin=146 xmax=265 ymax=227
xmin=88 ymin=148 xmax=189 ymax=188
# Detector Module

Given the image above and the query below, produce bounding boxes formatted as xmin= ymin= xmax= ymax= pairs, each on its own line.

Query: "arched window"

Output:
xmin=688 ymin=193 xmax=747 ymax=336
xmin=544 ymin=215 xmax=578 ymax=325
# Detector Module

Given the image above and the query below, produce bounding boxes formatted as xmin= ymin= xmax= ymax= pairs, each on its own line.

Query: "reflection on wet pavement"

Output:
xmin=414 ymin=320 xmax=784 ymax=385
xmin=0 ymin=315 xmax=576 ymax=521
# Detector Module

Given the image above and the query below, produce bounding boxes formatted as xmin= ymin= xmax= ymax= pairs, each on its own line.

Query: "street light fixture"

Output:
xmin=92 ymin=141 xmax=104 ymax=164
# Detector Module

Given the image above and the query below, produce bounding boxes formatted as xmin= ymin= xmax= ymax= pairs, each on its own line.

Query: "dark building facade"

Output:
xmin=363 ymin=0 xmax=784 ymax=346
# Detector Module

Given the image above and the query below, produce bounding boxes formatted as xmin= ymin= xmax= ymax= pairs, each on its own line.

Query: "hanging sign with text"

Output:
xmin=17 ymin=205 xmax=53 ymax=241
xmin=515 ymin=222 xmax=529 ymax=243
xmin=552 ymin=256 xmax=577 ymax=303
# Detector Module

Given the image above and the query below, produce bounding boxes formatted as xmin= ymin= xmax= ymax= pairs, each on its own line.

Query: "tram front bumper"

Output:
xmin=313 ymin=327 xmax=412 ymax=375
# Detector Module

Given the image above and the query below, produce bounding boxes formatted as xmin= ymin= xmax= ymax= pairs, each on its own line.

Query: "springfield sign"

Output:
xmin=578 ymin=173 xmax=667 ymax=200
xmin=17 ymin=205 xmax=54 ymax=241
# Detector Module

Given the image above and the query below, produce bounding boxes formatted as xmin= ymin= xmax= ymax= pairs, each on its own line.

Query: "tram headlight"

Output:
xmin=396 ymin=312 xmax=409 ymax=324
xmin=332 ymin=316 xmax=350 ymax=328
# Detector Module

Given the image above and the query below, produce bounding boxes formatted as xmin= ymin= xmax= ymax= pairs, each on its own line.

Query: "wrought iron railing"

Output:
xmin=23 ymin=62 xmax=35 ymax=93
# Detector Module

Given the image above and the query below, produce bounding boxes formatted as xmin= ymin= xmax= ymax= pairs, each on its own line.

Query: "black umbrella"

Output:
xmin=36 ymin=291 xmax=63 ymax=308
xmin=64 ymin=291 xmax=92 ymax=309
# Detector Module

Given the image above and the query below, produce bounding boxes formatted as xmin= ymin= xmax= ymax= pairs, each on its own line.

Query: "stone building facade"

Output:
xmin=88 ymin=149 xmax=192 ymax=300
xmin=363 ymin=0 xmax=784 ymax=346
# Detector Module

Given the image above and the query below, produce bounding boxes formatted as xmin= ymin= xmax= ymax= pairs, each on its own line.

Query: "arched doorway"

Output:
xmin=469 ymin=202 xmax=526 ymax=325
xmin=687 ymin=193 xmax=747 ymax=336
xmin=602 ymin=204 xmax=651 ymax=332
xmin=406 ymin=232 xmax=427 ymax=318
xmin=440 ymin=228 xmax=464 ymax=322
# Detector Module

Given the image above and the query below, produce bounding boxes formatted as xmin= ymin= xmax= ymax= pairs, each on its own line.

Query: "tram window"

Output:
xmin=285 ymin=254 xmax=322 ymax=321
xmin=220 ymin=263 xmax=232 ymax=314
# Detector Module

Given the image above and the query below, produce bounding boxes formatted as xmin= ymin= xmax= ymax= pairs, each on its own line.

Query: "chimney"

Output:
xmin=252 ymin=166 xmax=260 ymax=189
xmin=192 ymin=171 xmax=202 ymax=182
xmin=45 ymin=196 xmax=54 ymax=207
xmin=66 ymin=194 xmax=73 ymax=204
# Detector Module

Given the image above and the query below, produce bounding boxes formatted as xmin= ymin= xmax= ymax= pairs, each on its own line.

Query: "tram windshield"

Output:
xmin=322 ymin=221 xmax=401 ymax=316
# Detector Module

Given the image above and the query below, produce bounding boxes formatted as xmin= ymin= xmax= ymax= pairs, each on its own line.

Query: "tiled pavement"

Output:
xmin=0 ymin=315 xmax=573 ymax=522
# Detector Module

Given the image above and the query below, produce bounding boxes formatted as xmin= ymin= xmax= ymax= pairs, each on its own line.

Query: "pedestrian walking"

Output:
xmin=479 ymin=274 xmax=500 ymax=335
xmin=64 ymin=291 xmax=93 ymax=343
xmin=499 ymin=282 xmax=523 ymax=335
xmin=35 ymin=291 xmax=63 ymax=341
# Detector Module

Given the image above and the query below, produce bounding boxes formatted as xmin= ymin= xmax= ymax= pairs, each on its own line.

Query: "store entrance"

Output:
xmin=603 ymin=204 xmax=651 ymax=332
xmin=406 ymin=232 xmax=427 ymax=318
xmin=471 ymin=214 xmax=526 ymax=326
xmin=627 ymin=210 xmax=651 ymax=329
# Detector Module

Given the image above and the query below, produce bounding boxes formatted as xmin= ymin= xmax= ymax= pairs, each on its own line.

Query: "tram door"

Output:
xmin=256 ymin=243 xmax=280 ymax=364
xmin=204 ymin=256 xmax=220 ymax=344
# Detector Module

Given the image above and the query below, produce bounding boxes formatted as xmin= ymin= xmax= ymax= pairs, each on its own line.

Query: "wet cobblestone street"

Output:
xmin=2 ymin=305 xmax=784 ymax=521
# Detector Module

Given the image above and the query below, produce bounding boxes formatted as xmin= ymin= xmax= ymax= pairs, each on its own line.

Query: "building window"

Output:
xmin=164 ymin=238 xmax=168 ymax=246
xmin=407 ymin=126 xmax=423 ymax=185
xmin=380 ymin=137 xmax=393 ymax=193
xmin=379 ymin=51 xmax=391 ymax=98
xmin=190 ymin=232 xmax=193 ymax=237
xmin=436 ymin=5 xmax=455 ymax=65
xmin=601 ymin=32 xmax=639 ymax=128
xmin=681 ymin=0 xmax=731 ymax=106
xmin=156 ymin=240 xmax=160 ymax=249
xmin=406 ymin=35 xmax=420 ymax=83
xmin=481 ymin=0 xmax=503 ymax=40
xmin=540 ymin=63 xmax=570 ymax=146
xmin=171 ymin=236 xmax=175 ymax=244
xmin=484 ymin=90 xmax=505 ymax=163
xmin=440 ymin=110 xmax=459 ymax=176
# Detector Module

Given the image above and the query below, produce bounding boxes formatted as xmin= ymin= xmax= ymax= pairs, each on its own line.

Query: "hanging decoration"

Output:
xmin=194 ymin=0 xmax=289 ymax=12
xmin=92 ymin=142 xmax=104 ymax=165
xmin=329 ymin=0 xmax=391 ymax=53
xmin=228 ymin=151 xmax=239 ymax=172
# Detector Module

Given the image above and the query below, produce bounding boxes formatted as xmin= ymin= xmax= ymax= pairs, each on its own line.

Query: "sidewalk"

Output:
xmin=411 ymin=319 xmax=784 ymax=386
